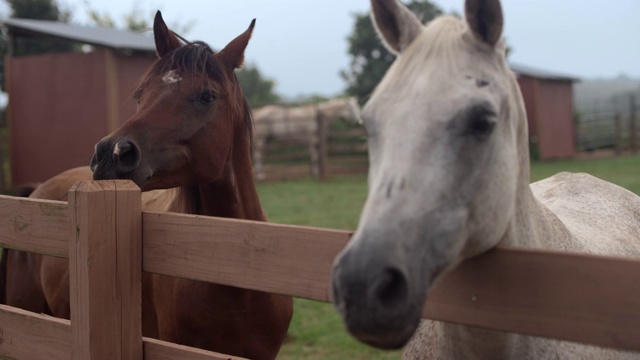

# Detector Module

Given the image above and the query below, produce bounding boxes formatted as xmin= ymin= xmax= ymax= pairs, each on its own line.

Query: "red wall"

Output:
xmin=517 ymin=76 xmax=575 ymax=160
xmin=535 ymin=79 xmax=575 ymax=159
xmin=8 ymin=49 xmax=154 ymax=186
xmin=517 ymin=77 xmax=539 ymax=139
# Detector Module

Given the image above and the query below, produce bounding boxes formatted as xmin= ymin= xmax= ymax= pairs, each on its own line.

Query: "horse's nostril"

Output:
xmin=114 ymin=140 xmax=140 ymax=173
xmin=115 ymin=141 xmax=131 ymax=155
xmin=375 ymin=268 xmax=408 ymax=308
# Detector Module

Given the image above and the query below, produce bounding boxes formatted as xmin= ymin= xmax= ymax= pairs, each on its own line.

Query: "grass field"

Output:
xmin=257 ymin=154 xmax=640 ymax=359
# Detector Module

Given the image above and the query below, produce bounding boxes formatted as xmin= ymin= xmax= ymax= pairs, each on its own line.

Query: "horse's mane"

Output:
xmin=139 ymin=40 xmax=254 ymax=146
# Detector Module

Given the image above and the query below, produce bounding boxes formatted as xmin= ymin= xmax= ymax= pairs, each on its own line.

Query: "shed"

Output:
xmin=511 ymin=63 xmax=579 ymax=160
xmin=2 ymin=18 xmax=157 ymax=188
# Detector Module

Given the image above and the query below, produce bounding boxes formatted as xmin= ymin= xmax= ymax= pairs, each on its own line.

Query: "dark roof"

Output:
xmin=510 ymin=63 xmax=579 ymax=82
xmin=2 ymin=18 xmax=155 ymax=53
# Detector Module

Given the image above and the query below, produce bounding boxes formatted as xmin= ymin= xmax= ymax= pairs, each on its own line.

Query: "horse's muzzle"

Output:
xmin=331 ymin=233 xmax=423 ymax=349
xmin=91 ymin=138 xmax=142 ymax=184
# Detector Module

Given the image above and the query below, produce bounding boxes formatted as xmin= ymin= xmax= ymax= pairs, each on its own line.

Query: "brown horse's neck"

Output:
xmin=182 ymin=123 xmax=264 ymax=221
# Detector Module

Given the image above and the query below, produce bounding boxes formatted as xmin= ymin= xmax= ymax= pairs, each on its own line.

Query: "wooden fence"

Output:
xmin=257 ymin=113 xmax=367 ymax=181
xmin=577 ymin=93 xmax=639 ymax=154
xmin=1 ymin=180 xmax=640 ymax=359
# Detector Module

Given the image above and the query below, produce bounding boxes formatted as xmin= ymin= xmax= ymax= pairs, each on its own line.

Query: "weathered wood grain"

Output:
xmin=0 ymin=195 xmax=68 ymax=258
xmin=0 ymin=304 xmax=71 ymax=360
xmin=143 ymin=211 xmax=352 ymax=303
xmin=427 ymin=246 xmax=640 ymax=351
xmin=143 ymin=337 xmax=247 ymax=360
xmin=69 ymin=181 xmax=142 ymax=360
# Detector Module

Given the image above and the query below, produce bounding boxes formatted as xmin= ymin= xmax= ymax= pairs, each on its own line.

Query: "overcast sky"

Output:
xmin=4 ymin=0 xmax=639 ymax=98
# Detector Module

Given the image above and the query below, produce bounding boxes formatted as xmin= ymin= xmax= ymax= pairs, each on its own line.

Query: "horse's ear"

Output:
xmin=370 ymin=0 xmax=423 ymax=55
xmin=154 ymin=11 xmax=182 ymax=58
xmin=465 ymin=0 xmax=503 ymax=46
xmin=218 ymin=19 xmax=255 ymax=70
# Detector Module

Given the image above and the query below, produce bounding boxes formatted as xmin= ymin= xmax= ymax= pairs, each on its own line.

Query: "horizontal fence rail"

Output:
xmin=1 ymin=181 xmax=640 ymax=358
xmin=0 ymin=305 xmax=247 ymax=360
xmin=0 ymin=195 xmax=68 ymax=257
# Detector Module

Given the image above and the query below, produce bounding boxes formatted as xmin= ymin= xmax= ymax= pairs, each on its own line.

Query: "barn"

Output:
xmin=1 ymin=18 xmax=156 ymax=188
xmin=511 ymin=63 xmax=579 ymax=160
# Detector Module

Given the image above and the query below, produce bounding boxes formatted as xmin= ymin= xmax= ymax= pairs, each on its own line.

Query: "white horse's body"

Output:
xmin=252 ymin=97 xmax=360 ymax=179
xmin=331 ymin=0 xmax=640 ymax=359
xmin=406 ymin=171 xmax=640 ymax=359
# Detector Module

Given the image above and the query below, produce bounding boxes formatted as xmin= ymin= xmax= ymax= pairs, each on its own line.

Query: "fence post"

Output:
xmin=630 ymin=95 xmax=638 ymax=154
xmin=614 ymin=112 xmax=623 ymax=155
xmin=68 ymin=180 xmax=142 ymax=360
xmin=316 ymin=110 xmax=328 ymax=179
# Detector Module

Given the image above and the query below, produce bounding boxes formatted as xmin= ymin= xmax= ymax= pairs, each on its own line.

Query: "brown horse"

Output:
xmin=4 ymin=12 xmax=292 ymax=359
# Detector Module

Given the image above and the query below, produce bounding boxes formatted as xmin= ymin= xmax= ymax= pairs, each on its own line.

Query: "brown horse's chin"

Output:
xmin=92 ymin=167 xmax=149 ymax=190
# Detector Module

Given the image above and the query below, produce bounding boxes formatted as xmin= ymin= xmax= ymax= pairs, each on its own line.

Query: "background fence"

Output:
xmin=256 ymin=112 xmax=368 ymax=181
xmin=576 ymin=93 xmax=639 ymax=154
xmin=1 ymin=181 xmax=640 ymax=359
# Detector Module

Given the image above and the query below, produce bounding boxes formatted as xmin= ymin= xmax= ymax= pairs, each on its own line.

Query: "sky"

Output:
xmin=3 ymin=0 xmax=639 ymax=98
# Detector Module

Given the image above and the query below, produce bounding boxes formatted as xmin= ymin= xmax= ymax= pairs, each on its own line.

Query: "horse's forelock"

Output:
xmin=145 ymin=41 xmax=224 ymax=85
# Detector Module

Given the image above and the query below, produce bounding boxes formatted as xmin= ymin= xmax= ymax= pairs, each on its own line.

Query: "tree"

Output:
xmin=0 ymin=0 xmax=76 ymax=91
xmin=85 ymin=2 xmax=194 ymax=34
xmin=236 ymin=64 xmax=280 ymax=108
xmin=341 ymin=1 xmax=443 ymax=105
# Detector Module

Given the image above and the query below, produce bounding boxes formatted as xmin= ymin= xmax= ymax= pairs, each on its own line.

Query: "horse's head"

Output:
xmin=91 ymin=12 xmax=255 ymax=190
xmin=332 ymin=0 xmax=528 ymax=349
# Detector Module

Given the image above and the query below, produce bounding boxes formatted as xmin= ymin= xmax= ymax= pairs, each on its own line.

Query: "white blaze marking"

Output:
xmin=162 ymin=70 xmax=182 ymax=84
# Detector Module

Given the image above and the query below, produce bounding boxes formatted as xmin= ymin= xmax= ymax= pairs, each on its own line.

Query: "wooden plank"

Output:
xmin=69 ymin=180 xmax=142 ymax=360
xmin=143 ymin=337 xmax=248 ymax=360
xmin=0 ymin=304 xmax=71 ymax=360
xmin=0 ymin=307 xmax=245 ymax=360
xmin=426 ymin=246 xmax=640 ymax=351
xmin=0 ymin=195 xmax=69 ymax=258
xmin=115 ymin=181 xmax=143 ymax=360
xmin=143 ymin=212 xmax=352 ymax=303
xmin=142 ymin=212 xmax=640 ymax=350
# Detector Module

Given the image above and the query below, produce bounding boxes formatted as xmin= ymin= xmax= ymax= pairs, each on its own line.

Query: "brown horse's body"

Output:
xmin=4 ymin=12 xmax=292 ymax=360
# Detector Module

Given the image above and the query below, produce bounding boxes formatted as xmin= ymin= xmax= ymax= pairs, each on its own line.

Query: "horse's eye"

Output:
xmin=199 ymin=91 xmax=216 ymax=104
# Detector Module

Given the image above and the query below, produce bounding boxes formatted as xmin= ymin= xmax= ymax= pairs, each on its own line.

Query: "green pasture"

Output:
xmin=257 ymin=154 xmax=640 ymax=359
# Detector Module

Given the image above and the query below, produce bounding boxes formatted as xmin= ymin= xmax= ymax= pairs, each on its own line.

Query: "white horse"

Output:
xmin=252 ymin=97 xmax=360 ymax=180
xmin=331 ymin=0 xmax=640 ymax=359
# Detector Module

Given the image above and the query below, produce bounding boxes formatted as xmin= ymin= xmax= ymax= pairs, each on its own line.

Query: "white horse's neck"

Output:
xmin=501 ymin=79 xmax=574 ymax=251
